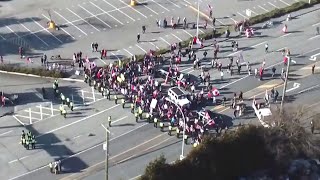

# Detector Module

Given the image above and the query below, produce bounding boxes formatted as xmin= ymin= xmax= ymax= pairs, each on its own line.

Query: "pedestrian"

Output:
xmin=121 ymin=98 xmax=125 ymax=108
xmin=49 ymin=162 xmax=53 ymax=173
xmin=0 ymin=56 xmax=3 ymax=63
xmin=265 ymin=43 xmax=268 ymax=53
xmin=91 ymin=42 xmax=95 ymax=52
xmin=311 ymin=120 xmax=315 ymax=134
xmin=137 ymin=33 xmax=140 ymax=43
xmin=94 ymin=42 xmax=98 ymax=52
xmin=114 ymin=95 xmax=118 ymax=104
xmin=220 ymin=70 xmax=224 ymax=80
xmin=312 ymin=64 xmax=315 ymax=74
xmin=108 ymin=116 xmax=111 ymax=127
xmin=142 ymin=25 xmax=146 ymax=34
xmin=272 ymin=66 xmax=276 ymax=77
xmin=316 ymin=26 xmax=319 ymax=35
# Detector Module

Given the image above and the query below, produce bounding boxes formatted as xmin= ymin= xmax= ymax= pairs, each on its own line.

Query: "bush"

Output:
xmin=140 ymin=125 xmax=320 ymax=180
xmin=0 ymin=64 xmax=65 ymax=78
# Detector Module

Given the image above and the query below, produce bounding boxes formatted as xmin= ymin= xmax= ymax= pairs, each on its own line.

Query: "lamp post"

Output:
xmin=165 ymin=98 xmax=187 ymax=160
xmin=280 ymin=55 xmax=291 ymax=110
xmin=196 ymin=0 xmax=200 ymax=38
xmin=101 ymin=124 xmax=110 ymax=180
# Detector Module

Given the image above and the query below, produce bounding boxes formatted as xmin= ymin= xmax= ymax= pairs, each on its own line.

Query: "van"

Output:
xmin=168 ymin=87 xmax=190 ymax=107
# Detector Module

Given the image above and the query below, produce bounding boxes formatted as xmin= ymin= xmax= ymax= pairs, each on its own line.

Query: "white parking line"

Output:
xmin=35 ymin=105 xmax=60 ymax=111
xmin=258 ymin=5 xmax=269 ymax=12
xmin=160 ymin=37 xmax=171 ymax=45
xmin=237 ymin=12 xmax=248 ymax=19
xmin=78 ymin=5 xmax=112 ymax=28
xmin=103 ymin=0 xmax=136 ymax=21
xmin=229 ymin=17 xmax=237 ymax=23
xmin=0 ymin=130 xmax=13 ymax=136
xmin=0 ymin=34 xmax=5 ymax=40
xmin=90 ymin=2 xmax=124 ymax=25
xmin=136 ymin=0 xmax=159 ymax=15
xmin=42 ymin=14 xmax=75 ymax=39
xmin=19 ymin=23 xmax=49 ymax=47
xmin=199 ymin=29 xmax=204 ymax=33
xmin=111 ymin=52 xmax=121 ymax=60
xmin=15 ymin=114 xmax=41 ymax=121
xmin=171 ymin=33 xmax=182 ymax=41
xmin=149 ymin=42 xmax=160 ymax=50
xmin=312 ymin=22 xmax=320 ymax=27
xmin=30 ymin=18 xmax=63 ymax=44
xmin=183 ymin=30 xmax=193 ymax=37
xmin=67 ymin=8 xmax=100 ymax=32
xmin=119 ymin=0 xmax=148 ymax=18
xmin=280 ymin=33 xmax=291 ymax=37
xmin=54 ymin=10 xmax=88 ymax=35
xmin=247 ymin=9 xmax=258 ymax=15
xmin=308 ymin=35 xmax=320 ymax=40
xmin=123 ymin=48 xmax=134 ymax=56
xmin=24 ymin=110 xmax=52 ymax=116
xmin=97 ymin=56 xmax=107 ymax=65
xmin=6 ymin=26 xmax=20 ymax=37
xmin=135 ymin=44 xmax=147 ymax=53
xmin=279 ymin=0 xmax=290 ymax=6
xmin=268 ymin=2 xmax=277 ymax=8
xmin=183 ymin=0 xmax=191 ymax=5
xmin=165 ymin=0 xmax=180 ymax=8
xmin=150 ymin=0 xmax=170 ymax=11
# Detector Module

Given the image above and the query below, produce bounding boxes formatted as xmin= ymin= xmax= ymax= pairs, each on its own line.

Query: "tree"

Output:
xmin=140 ymin=121 xmax=320 ymax=180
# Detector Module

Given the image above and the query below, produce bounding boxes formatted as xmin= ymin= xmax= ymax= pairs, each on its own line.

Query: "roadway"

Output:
xmin=0 ymin=3 xmax=320 ymax=180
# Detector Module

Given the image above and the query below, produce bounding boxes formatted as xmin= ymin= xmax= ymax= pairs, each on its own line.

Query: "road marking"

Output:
xmin=312 ymin=22 xmax=320 ymax=27
xmin=9 ymin=122 xmax=149 ymax=180
xmin=19 ymin=23 xmax=49 ymax=47
xmin=78 ymin=5 xmax=112 ymax=28
xmin=136 ymin=0 xmax=158 ymax=15
xmin=67 ymin=8 xmax=100 ymax=32
xmin=0 ymin=34 xmax=5 ymax=40
xmin=111 ymin=52 xmax=121 ymax=60
xmin=90 ymin=2 xmax=124 ymax=25
xmin=268 ymin=2 xmax=277 ymax=8
xmin=135 ymin=44 xmax=147 ymax=53
xmin=188 ymin=5 xmax=225 ymax=25
xmin=165 ymin=0 xmax=181 ymax=8
xmin=251 ymin=41 xmax=267 ymax=48
xmin=0 ymin=130 xmax=13 ymax=136
xmin=150 ymin=0 xmax=170 ymax=11
xmin=183 ymin=30 xmax=193 ymax=37
xmin=279 ymin=0 xmax=290 ymax=6
xmin=295 ymin=47 xmax=320 ymax=58
xmin=9 ymin=156 xmax=30 ymax=164
xmin=96 ymin=56 xmax=107 ymax=65
xmin=24 ymin=110 xmax=52 ymax=116
xmin=35 ymin=106 xmax=60 ymax=111
xmin=247 ymin=9 xmax=258 ymax=15
xmin=72 ymin=135 xmax=82 ymax=139
xmin=30 ymin=18 xmax=63 ymax=44
xmin=228 ymin=16 xmax=237 ymax=23
xmin=237 ymin=12 xmax=248 ymax=19
xmin=199 ymin=29 xmax=204 ymax=33
xmin=123 ymin=48 xmax=134 ymax=56
xmin=36 ymin=104 xmax=120 ymax=138
xmin=54 ymin=10 xmax=88 ymax=35
xmin=286 ymin=82 xmax=300 ymax=93
xmin=14 ymin=114 xmax=41 ymax=121
xmin=298 ymin=84 xmax=319 ymax=94
xmin=258 ymin=5 xmax=269 ymax=12
xmin=308 ymin=35 xmax=320 ymax=40
xmin=171 ymin=33 xmax=182 ymax=41
xmin=103 ymin=0 xmax=136 ymax=21
xmin=119 ymin=0 xmax=148 ymax=18
xmin=6 ymin=25 xmax=20 ymax=37
xmin=183 ymin=0 xmax=192 ymax=5
xmin=149 ymin=42 xmax=160 ymax=50
xmin=160 ymin=37 xmax=171 ymax=45
xmin=310 ymin=52 xmax=320 ymax=61
xmin=280 ymin=33 xmax=291 ymax=37
xmin=41 ymin=14 xmax=75 ymax=39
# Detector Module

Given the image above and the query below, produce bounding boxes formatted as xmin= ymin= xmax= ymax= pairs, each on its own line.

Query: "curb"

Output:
xmin=0 ymin=70 xmax=83 ymax=82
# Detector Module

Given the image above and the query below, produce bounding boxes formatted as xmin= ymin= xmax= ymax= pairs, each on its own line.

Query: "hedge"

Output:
xmin=0 ymin=64 xmax=65 ymax=78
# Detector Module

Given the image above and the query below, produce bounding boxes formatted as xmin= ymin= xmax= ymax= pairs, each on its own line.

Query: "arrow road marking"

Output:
xmin=310 ymin=52 xmax=320 ymax=61
xmin=286 ymin=82 xmax=300 ymax=93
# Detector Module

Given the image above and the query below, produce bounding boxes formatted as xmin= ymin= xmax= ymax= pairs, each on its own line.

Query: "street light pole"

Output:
xmin=280 ymin=55 xmax=291 ymax=110
xmin=165 ymin=98 xmax=187 ymax=160
xmin=101 ymin=124 xmax=110 ymax=180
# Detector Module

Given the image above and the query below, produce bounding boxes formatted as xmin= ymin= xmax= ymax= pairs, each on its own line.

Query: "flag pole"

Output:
xmin=196 ymin=0 xmax=200 ymax=38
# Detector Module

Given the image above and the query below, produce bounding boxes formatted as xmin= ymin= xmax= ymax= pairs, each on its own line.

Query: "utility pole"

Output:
xmin=196 ymin=0 xmax=200 ymax=38
xmin=280 ymin=55 xmax=291 ymax=109
xmin=101 ymin=124 xmax=110 ymax=180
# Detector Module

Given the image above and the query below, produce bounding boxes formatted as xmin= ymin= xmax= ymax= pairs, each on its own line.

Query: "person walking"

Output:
xmin=316 ymin=26 xmax=319 ymax=35
xmin=312 ymin=64 xmax=315 ymax=74
xmin=137 ymin=33 xmax=140 ymax=43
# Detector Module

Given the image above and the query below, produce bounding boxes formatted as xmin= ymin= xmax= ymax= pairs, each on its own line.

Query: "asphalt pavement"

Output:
xmin=0 ymin=0 xmax=304 ymax=69
xmin=0 ymin=2 xmax=320 ymax=180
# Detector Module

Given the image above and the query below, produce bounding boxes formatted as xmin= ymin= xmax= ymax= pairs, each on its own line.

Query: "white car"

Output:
xmin=168 ymin=87 xmax=190 ymax=107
